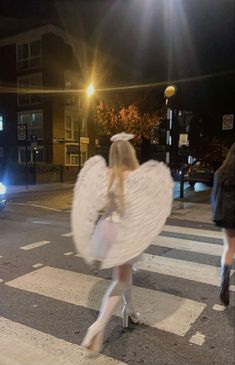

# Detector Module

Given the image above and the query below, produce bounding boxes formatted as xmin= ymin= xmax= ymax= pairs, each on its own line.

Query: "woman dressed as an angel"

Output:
xmin=72 ymin=132 xmax=173 ymax=354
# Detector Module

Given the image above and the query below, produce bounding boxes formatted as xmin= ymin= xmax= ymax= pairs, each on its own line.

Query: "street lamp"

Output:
xmin=86 ymin=83 xmax=95 ymax=97
xmin=164 ymin=85 xmax=177 ymax=105
xmin=77 ymin=83 xmax=95 ymax=171
xmin=163 ymin=84 xmax=176 ymax=165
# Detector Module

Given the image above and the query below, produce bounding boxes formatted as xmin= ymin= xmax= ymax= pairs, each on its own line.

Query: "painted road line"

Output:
xmin=212 ymin=304 xmax=225 ymax=312
xmin=163 ymin=225 xmax=223 ymax=239
xmin=0 ymin=279 xmax=3 ymax=283
xmin=64 ymin=252 xmax=74 ymax=256
xmin=138 ymin=253 xmax=235 ymax=287
xmin=62 ymin=232 xmax=73 ymax=237
xmin=189 ymin=332 xmax=205 ymax=346
xmin=32 ymin=263 xmax=44 ymax=269
xmin=29 ymin=204 xmax=62 ymax=212
xmin=20 ymin=241 xmax=51 ymax=251
xmin=0 ymin=255 xmax=3 ymax=258
xmin=0 ymin=317 xmax=127 ymax=365
xmin=5 ymin=266 xmax=206 ymax=337
xmin=153 ymin=235 xmax=223 ymax=256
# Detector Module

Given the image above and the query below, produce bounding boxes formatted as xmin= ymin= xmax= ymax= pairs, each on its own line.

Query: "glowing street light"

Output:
xmin=164 ymin=85 xmax=177 ymax=104
xmin=86 ymin=83 xmax=95 ymax=97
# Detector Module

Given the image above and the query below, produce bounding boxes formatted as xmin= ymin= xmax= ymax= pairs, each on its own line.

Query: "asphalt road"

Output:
xmin=0 ymin=189 xmax=234 ymax=365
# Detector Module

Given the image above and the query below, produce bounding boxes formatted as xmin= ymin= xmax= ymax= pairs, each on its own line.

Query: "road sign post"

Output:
xmin=31 ymin=136 xmax=38 ymax=185
xmin=17 ymin=124 xmax=28 ymax=190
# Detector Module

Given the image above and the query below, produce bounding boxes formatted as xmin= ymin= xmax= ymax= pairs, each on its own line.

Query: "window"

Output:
xmin=17 ymin=40 xmax=41 ymax=71
xmin=65 ymin=110 xmax=78 ymax=141
xmin=17 ymin=73 xmax=42 ymax=106
xmin=18 ymin=146 xmax=44 ymax=163
xmin=65 ymin=114 xmax=73 ymax=140
xmin=65 ymin=143 xmax=87 ymax=166
xmin=0 ymin=115 xmax=3 ymax=131
xmin=18 ymin=111 xmax=43 ymax=140
xmin=65 ymin=108 xmax=87 ymax=141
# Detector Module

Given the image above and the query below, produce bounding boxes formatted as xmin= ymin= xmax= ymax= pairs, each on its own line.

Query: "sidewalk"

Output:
xmin=6 ymin=182 xmax=213 ymax=224
xmin=171 ymin=200 xmax=212 ymax=224
xmin=6 ymin=182 xmax=74 ymax=195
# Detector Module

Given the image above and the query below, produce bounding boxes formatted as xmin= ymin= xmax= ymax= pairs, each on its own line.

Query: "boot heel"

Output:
xmin=122 ymin=312 xmax=129 ymax=328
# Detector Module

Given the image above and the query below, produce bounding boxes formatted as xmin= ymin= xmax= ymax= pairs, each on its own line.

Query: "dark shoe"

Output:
xmin=219 ymin=264 xmax=230 ymax=306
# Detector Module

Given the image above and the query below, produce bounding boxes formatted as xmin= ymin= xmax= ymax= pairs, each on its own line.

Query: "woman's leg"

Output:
xmin=222 ymin=229 xmax=235 ymax=265
xmin=122 ymin=267 xmax=140 ymax=327
xmin=220 ymin=229 xmax=235 ymax=306
xmin=81 ymin=264 xmax=132 ymax=352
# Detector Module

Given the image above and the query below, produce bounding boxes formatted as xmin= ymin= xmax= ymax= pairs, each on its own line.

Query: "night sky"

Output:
xmin=0 ymin=0 xmax=234 ymax=131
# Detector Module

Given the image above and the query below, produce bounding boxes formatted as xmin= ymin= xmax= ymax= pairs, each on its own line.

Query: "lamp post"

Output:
xmin=164 ymin=85 xmax=176 ymax=165
xmin=77 ymin=83 xmax=95 ymax=171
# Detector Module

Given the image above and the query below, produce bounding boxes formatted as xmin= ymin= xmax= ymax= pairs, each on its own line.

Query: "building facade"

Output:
xmin=0 ymin=25 xmax=96 ymax=183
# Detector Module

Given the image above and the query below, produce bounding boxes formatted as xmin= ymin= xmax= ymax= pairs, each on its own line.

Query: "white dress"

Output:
xmin=72 ymin=156 xmax=174 ymax=269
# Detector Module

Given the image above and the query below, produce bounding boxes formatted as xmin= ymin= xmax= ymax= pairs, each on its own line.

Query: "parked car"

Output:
xmin=169 ymin=163 xmax=189 ymax=182
xmin=188 ymin=160 xmax=221 ymax=187
xmin=0 ymin=182 xmax=6 ymax=211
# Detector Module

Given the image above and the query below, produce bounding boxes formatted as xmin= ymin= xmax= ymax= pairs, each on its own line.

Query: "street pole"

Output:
xmin=78 ymin=96 xmax=81 ymax=171
xmin=33 ymin=147 xmax=36 ymax=185
xmin=164 ymin=85 xmax=176 ymax=165
xmin=25 ymin=124 xmax=28 ymax=190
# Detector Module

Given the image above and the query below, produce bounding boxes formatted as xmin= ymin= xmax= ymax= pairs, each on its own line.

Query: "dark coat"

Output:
xmin=211 ymin=168 xmax=235 ymax=229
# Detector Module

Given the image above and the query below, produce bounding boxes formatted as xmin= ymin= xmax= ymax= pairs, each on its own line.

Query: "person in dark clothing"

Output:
xmin=211 ymin=143 xmax=235 ymax=306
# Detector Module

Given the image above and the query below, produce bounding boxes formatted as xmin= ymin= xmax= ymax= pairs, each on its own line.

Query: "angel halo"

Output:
xmin=110 ymin=132 xmax=134 ymax=142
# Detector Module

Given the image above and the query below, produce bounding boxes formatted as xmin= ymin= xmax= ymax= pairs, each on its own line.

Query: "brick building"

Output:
xmin=0 ymin=24 xmax=97 ymax=183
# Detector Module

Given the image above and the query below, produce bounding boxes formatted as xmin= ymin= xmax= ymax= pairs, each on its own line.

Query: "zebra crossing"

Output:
xmin=1 ymin=221 xmax=234 ymax=365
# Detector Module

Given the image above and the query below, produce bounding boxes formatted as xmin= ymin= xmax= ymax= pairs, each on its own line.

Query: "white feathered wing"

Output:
xmin=71 ymin=156 xmax=108 ymax=265
xmin=72 ymin=156 xmax=174 ymax=269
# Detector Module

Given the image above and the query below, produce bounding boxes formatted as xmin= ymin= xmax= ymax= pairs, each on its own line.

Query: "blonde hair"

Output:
xmin=107 ymin=139 xmax=139 ymax=214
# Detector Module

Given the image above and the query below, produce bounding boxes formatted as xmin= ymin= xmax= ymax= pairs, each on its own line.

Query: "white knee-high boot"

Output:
xmin=81 ymin=273 xmax=127 ymax=352
xmin=122 ymin=269 xmax=140 ymax=328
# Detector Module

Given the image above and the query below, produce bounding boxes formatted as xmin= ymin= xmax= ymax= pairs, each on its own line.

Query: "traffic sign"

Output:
xmin=222 ymin=114 xmax=234 ymax=130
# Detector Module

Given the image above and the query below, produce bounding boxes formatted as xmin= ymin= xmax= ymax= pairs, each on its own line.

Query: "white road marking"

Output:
xmin=62 ymin=232 xmax=73 ymax=237
xmin=229 ymin=285 xmax=235 ymax=292
xmin=29 ymin=204 xmax=62 ymax=212
xmin=7 ymin=202 xmax=29 ymax=206
xmin=0 ymin=317 xmax=126 ymax=365
xmin=163 ymin=225 xmax=223 ymax=239
xmin=64 ymin=252 xmax=74 ymax=256
xmin=32 ymin=263 xmax=44 ymax=269
xmin=138 ymin=253 xmax=234 ymax=287
xmin=0 ymin=256 xmax=3 ymax=258
xmin=5 ymin=266 xmax=206 ymax=337
xmin=0 ymin=279 xmax=3 ymax=283
xmin=153 ymin=235 xmax=223 ymax=256
xmin=189 ymin=331 xmax=205 ymax=346
xmin=212 ymin=304 xmax=225 ymax=312
xmin=20 ymin=241 xmax=51 ymax=251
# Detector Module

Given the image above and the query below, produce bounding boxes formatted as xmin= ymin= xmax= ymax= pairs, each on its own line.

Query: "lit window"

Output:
xmin=0 ymin=115 xmax=3 ymax=131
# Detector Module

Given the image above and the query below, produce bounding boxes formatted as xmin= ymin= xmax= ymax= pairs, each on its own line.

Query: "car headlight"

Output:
xmin=0 ymin=183 xmax=6 ymax=195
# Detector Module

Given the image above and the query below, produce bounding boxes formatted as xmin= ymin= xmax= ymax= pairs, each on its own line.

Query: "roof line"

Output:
xmin=0 ymin=24 xmax=76 ymax=46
